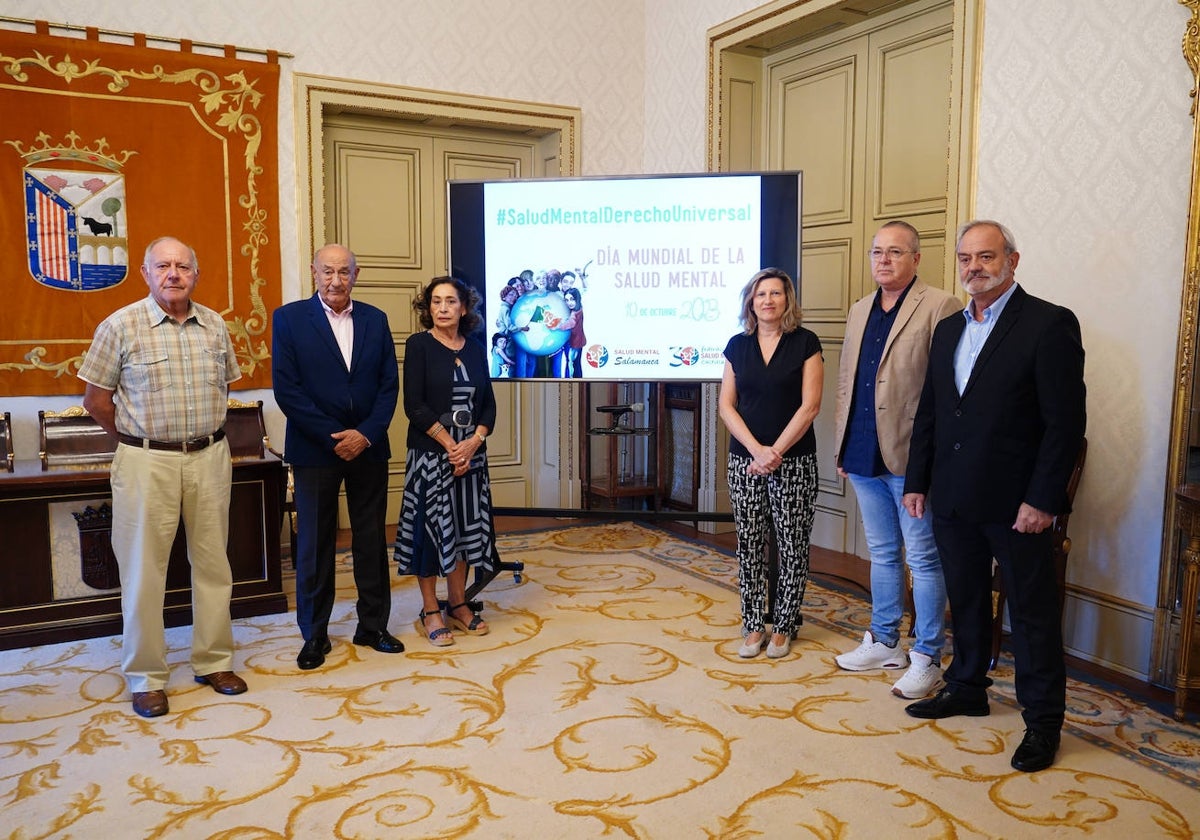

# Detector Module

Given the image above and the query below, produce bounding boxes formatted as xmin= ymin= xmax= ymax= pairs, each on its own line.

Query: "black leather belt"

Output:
xmin=118 ymin=429 xmax=225 ymax=453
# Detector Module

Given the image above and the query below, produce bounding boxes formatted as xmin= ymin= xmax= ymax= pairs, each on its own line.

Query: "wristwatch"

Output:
xmin=475 ymin=431 xmax=486 ymax=443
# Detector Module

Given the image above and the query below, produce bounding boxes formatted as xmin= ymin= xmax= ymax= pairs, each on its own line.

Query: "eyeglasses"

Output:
xmin=868 ymin=248 xmax=915 ymax=262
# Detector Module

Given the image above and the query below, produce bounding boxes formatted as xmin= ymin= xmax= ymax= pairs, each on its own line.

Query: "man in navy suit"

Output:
xmin=273 ymin=244 xmax=403 ymax=669
xmin=903 ymin=220 xmax=1086 ymax=773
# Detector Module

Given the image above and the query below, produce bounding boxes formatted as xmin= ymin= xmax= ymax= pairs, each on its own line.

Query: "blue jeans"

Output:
xmin=847 ymin=472 xmax=946 ymax=657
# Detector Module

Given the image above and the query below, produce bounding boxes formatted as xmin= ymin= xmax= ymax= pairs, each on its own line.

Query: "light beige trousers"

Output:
xmin=109 ymin=438 xmax=234 ymax=692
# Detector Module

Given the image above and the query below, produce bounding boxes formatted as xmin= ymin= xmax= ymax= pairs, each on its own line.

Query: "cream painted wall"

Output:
xmin=0 ymin=0 xmax=1194 ymax=676
xmin=973 ymin=0 xmax=1192 ymax=616
xmin=642 ymin=0 xmax=761 ymax=173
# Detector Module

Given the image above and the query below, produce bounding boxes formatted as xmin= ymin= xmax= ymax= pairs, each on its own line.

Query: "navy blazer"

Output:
xmin=271 ymin=294 xmax=399 ymax=467
xmin=904 ymin=285 xmax=1086 ymax=523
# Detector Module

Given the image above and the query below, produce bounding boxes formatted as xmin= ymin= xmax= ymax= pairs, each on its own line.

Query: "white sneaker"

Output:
xmin=891 ymin=651 xmax=945 ymax=699
xmin=835 ymin=631 xmax=907 ymax=671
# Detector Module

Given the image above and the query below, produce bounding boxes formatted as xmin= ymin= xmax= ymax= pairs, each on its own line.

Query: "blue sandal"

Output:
xmin=448 ymin=602 xmax=489 ymax=636
xmin=415 ymin=609 xmax=454 ymax=646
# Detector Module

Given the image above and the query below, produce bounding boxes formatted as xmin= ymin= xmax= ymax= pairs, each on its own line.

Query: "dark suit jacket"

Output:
xmin=271 ymin=295 xmax=399 ymax=467
xmin=904 ymin=284 xmax=1085 ymax=523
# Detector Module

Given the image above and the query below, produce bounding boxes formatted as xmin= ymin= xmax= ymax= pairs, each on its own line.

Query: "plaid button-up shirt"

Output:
xmin=78 ymin=296 xmax=242 ymax=442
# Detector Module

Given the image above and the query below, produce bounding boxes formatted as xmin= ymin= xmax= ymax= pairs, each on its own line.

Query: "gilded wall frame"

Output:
xmin=1154 ymin=0 xmax=1200 ymax=685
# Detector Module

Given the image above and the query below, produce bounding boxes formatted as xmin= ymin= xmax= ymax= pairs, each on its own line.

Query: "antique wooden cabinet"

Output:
xmin=0 ymin=456 xmax=287 ymax=649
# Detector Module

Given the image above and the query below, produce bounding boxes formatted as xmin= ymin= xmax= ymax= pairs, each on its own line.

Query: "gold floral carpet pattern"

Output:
xmin=3 ymin=522 xmax=1200 ymax=839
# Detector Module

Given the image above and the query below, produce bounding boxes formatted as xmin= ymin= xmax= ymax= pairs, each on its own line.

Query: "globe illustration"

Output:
xmin=510 ymin=291 xmax=571 ymax=357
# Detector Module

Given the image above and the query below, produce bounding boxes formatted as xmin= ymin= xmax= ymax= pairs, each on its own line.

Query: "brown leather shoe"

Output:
xmin=194 ymin=671 xmax=248 ymax=695
xmin=132 ymin=690 xmax=169 ymax=718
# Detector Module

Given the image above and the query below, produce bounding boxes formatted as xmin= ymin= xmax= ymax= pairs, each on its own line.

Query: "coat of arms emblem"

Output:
xmin=7 ymin=131 xmax=135 ymax=291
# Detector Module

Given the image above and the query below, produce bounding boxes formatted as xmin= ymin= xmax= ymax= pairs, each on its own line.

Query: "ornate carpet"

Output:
xmin=3 ymin=522 xmax=1199 ymax=838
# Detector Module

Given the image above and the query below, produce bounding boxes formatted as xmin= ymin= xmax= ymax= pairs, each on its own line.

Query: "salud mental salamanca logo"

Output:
xmin=585 ymin=344 xmax=609 ymax=369
xmin=7 ymin=132 xmax=136 ymax=291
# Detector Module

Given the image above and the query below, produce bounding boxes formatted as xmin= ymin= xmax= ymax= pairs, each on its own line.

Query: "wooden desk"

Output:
xmin=0 ymin=456 xmax=288 ymax=650
xmin=1172 ymin=485 xmax=1200 ymax=721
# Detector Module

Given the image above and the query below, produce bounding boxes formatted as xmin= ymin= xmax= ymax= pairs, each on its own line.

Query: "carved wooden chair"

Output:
xmin=902 ymin=437 xmax=1088 ymax=670
xmin=224 ymin=398 xmax=268 ymax=460
xmin=38 ymin=407 xmax=116 ymax=470
xmin=990 ymin=437 xmax=1088 ymax=668
xmin=226 ymin=398 xmax=295 ymax=564
xmin=1 ymin=411 xmax=12 ymax=472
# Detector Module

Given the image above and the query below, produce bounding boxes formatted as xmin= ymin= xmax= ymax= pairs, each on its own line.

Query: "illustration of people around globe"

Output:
xmin=492 ymin=263 xmax=588 ymax=378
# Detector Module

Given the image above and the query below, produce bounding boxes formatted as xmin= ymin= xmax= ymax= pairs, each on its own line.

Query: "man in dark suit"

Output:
xmin=902 ymin=220 xmax=1086 ymax=772
xmin=273 ymin=244 xmax=403 ymax=669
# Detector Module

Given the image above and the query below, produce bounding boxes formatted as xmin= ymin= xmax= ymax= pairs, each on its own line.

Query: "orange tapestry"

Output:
xmin=0 ymin=25 xmax=281 ymax=395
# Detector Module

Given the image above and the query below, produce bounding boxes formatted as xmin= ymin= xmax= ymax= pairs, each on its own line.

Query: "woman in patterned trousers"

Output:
xmin=718 ymin=268 xmax=824 ymax=659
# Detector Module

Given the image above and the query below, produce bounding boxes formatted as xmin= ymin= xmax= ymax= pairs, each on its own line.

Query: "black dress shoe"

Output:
xmin=904 ymin=686 xmax=990 ymax=719
xmin=353 ymin=629 xmax=405 ymax=653
xmin=1011 ymin=728 xmax=1060 ymax=772
xmin=297 ymin=637 xmax=332 ymax=670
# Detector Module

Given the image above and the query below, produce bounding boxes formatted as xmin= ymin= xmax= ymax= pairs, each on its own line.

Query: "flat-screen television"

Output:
xmin=447 ymin=171 xmax=802 ymax=381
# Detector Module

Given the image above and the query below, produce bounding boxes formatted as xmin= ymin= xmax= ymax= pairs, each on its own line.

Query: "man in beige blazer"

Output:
xmin=833 ymin=220 xmax=962 ymax=699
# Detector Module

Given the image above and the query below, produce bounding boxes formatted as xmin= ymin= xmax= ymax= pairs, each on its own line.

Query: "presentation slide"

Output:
xmin=449 ymin=172 xmax=800 ymax=381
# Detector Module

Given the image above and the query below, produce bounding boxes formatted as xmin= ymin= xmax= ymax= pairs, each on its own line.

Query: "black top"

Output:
xmin=403 ymin=331 xmax=497 ymax=453
xmin=723 ymin=327 xmax=823 ymax=459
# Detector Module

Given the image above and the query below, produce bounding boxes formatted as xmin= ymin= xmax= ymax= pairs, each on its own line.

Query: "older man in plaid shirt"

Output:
xmin=80 ymin=236 xmax=247 ymax=719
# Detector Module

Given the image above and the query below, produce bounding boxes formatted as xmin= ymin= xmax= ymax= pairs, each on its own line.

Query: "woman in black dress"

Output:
xmin=395 ymin=276 xmax=497 ymax=646
xmin=718 ymin=268 xmax=823 ymax=660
